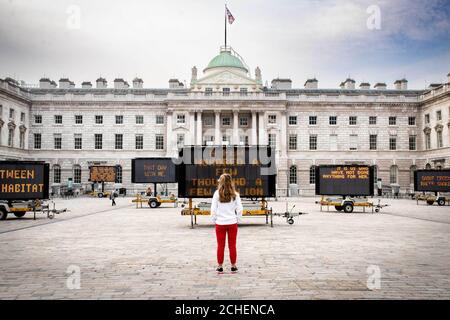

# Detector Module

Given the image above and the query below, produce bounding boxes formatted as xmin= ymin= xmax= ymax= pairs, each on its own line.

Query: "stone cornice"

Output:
xmin=31 ymin=100 xmax=167 ymax=107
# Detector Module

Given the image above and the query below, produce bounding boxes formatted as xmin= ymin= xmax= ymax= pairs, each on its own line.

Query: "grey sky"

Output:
xmin=1 ymin=0 xmax=449 ymax=89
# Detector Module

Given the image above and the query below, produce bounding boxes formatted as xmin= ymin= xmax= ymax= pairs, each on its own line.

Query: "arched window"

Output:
xmin=309 ymin=166 xmax=316 ymax=184
xmin=410 ymin=165 xmax=417 ymax=185
xmin=115 ymin=165 xmax=123 ymax=184
xmin=390 ymin=165 xmax=398 ymax=184
xmin=53 ymin=165 xmax=61 ymax=184
xmin=425 ymin=163 xmax=431 ymax=169
xmin=73 ymin=165 xmax=81 ymax=184
xmin=289 ymin=165 xmax=297 ymax=184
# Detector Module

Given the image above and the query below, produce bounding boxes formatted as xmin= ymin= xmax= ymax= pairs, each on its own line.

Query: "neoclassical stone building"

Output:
xmin=0 ymin=46 xmax=449 ymax=196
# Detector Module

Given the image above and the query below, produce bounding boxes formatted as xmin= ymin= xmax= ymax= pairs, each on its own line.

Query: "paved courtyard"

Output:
xmin=0 ymin=196 xmax=449 ymax=299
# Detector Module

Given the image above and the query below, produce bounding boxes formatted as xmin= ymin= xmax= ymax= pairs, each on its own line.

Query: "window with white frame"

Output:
xmin=349 ymin=116 xmax=357 ymax=125
xmin=369 ymin=135 xmax=377 ymax=150
xmin=289 ymin=134 xmax=297 ymax=150
xmin=54 ymin=115 xmax=62 ymax=124
xmin=425 ymin=114 xmax=430 ymax=124
xmin=309 ymin=166 xmax=316 ymax=184
xmin=177 ymin=133 xmax=185 ymax=148
xmin=409 ymin=135 xmax=416 ymax=150
xmin=222 ymin=116 xmax=231 ymax=126
xmin=115 ymin=115 xmax=123 ymax=124
xmin=240 ymin=88 xmax=248 ymax=96
xmin=222 ymin=135 xmax=230 ymax=145
xmin=437 ymin=131 xmax=443 ymax=148
xmin=389 ymin=136 xmax=397 ymax=150
xmin=205 ymin=88 xmax=213 ymax=96
xmin=425 ymin=132 xmax=431 ymax=150
xmin=408 ymin=116 xmax=416 ymax=126
xmin=54 ymin=134 xmax=62 ymax=149
xmin=115 ymin=165 xmax=122 ymax=184
xmin=8 ymin=128 xmax=14 ymax=147
xmin=268 ymin=133 xmax=276 ymax=149
xmin=389 ymin=116 xmax=397 ymax=126
xmin=176 ymin=114 xmax=185 ymax=125
xmin=156 ymin=115 xmax=164 ymax=125
xmin=223 ymin=88 xmax=230 ymax=96
xmin=369 ymin=116 xmax=377 ymax=125
xmin=268 ymin=114 xmax=277 ymax=124
xmin=289 ymin=165 xmax=297 ymax=184
xmin=288 ymin=116 xmax=297 ymax=125
xmin=94 ymin=134 xmax=102 ymax=149
xmin=329 ymin=116 xmax=337 ymax=125
xmin=73 ymin=165 xmax=81 ymax=184
xmin=34 ymin=133 xmax=41 ymax=149
xmin=155 ymin=134 xmax=164 ymax=150
xmin=309 ymin=116 xmax=317 ymax=125
xmin=34 ymin=115 xmax=42 ymax=124
xmin=20 ymin=112 xmax=25 ymax=122
xmin=309 ymin=135 xmax=317 ymax=150
xmin=204 ymin=116 xmax=213 ymax=126
xmin=239 ymin=116 xmax=248 ymax=126
xmin=19 ymin=131 xmax=25 ymax=149
xmin=135 ymin=115 xmax=144 ymax=124
xmin=53 ymin=165 xmax=61 ymax=184
xmin=95 ymin=115 xmax=103 ymax=124
xmin=410 ymin=165 xmax=417 ymax=185
xmin=239 ymin=135 xmax=249 ymax=146
xmin=390 ymin=165 xmax=398 ymax=184
xmin=436 ymin=110 xmax=442 ymax=121
xmin=135 ymin=134 xmax=143 ymax=149
xmin=75 ymin=115 xmax=83 ymax=124
xmin=9 ymin=108 xmax=15 ymax=120
xmin=115 ymin=134 xmax=123 ymax=149
xmin=74 ymin=134 xmax=82 ymax=149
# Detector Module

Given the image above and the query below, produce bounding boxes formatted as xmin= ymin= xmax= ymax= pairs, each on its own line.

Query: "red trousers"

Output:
xmin=215 ymin=223 xmax=238 ymax=265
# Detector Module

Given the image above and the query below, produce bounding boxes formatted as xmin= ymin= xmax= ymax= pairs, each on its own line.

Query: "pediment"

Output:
xmin=195 ymin=69 xmax=258 ymax=86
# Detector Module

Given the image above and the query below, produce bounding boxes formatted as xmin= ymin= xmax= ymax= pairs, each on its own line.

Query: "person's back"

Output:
xmin=211 ymin=190 xmax=243 ymax=225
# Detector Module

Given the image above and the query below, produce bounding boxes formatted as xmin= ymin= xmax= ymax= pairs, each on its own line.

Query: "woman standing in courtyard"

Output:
xmin=211 ymin=173 xmax=243 ymax=274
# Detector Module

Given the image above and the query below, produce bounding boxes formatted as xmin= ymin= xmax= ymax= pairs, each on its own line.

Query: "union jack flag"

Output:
xmin=226 ymin=6 xmax=235 ymax=24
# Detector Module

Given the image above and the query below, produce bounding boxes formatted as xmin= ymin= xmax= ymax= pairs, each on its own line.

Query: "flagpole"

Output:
xmin=224 ymin=4 xmax=227 ymax=48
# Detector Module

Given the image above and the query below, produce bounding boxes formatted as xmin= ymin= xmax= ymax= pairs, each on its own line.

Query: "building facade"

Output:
xmin=1 ymin=46 xmax=449 ymax=196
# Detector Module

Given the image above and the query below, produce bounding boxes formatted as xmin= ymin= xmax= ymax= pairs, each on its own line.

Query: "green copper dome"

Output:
xmin=204 ymin=50 xmax=248 ymax=72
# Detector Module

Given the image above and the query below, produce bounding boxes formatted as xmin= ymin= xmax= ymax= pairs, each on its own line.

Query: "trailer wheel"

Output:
xmin=97 ymin=193 xmax=104 ymax=198
xmin=14 ymin=212 xmax=26 ymax=218
xmin=149 ymin=200 xmax=158 ymax=208
xmin=288 ymin=218 xmax=294 ymax=225
xmin=335 ymin=206 xmax=343 ymax=212
xmin=0 ymin=208 xmax=7 ymax=220
xmin=375 ymin=208 xmax=380 ymax=213
xmin=437 ymin=198 xmax=445 ymax=206
xmin=343 ymin=203 xmax=354 ymax=213
xmin=156 ymin=202 xmax=162 ymax=207
xmin=426 ymin=200 xmax=434 ymax=205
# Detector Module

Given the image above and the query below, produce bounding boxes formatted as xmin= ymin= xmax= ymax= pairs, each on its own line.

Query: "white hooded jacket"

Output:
xmin=211 ymin=190 xmax=243 ymax=225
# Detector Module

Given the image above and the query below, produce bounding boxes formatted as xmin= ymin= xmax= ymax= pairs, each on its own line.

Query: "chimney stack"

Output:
xmin=271 ymin=78 xmax=292 ymax=90
xmin=82 ymin=81 xmax=92 ymax=89
xmin=96 ymin=77 xmax=107 ymax=89
xmin=169 ymin=79 xmax=184 ymax=89
xmin=374 ymin=82 xmax=386 ymax=90
xmin=132 ymin=78 xmax=143 ymax=89
xmin=39 ymin=78 xmax=52 ymax=89
xmin=394 ymin=79 xmax=407 ymax=90
xmin=304 ymin=78 xmax=318 ymax=89
xmin=359 ymin=82 xmax=370 ymax=90
xmin=344 ymin=78 xmax=356 ymax=90
xmin=59 ymin=78 xmax=71 ymax=89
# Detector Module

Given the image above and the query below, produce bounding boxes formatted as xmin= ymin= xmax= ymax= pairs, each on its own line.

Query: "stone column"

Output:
xmin=196 ymin=111 xmax=202 ymax=145
xmin=188 ymin=111 xmax=195 ymax=145
xmin=233 ymin=110 xmax=239 ymax=145
xmin=166 ymin=111 xmax=173 ymax=156
xmin=258 ymin=111 xmax=266 ymax=145
xmin=215 ymin=111 xmax=221 ymax=145
xmin=280 ymin=111 xmax=287 ymax=157
xmin=251 ymin=111 xmax=257 ymax=145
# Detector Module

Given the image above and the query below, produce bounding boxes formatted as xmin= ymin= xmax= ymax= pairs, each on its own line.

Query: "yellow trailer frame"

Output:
xmin=132 ymin=194 xmax=178 ymax=208
xmin=318 ymin=196 xmax=387 ymax=213
xmin=415 ymin=194 xmax=450 ymax=206
xmin=181 ymin=198 xmax=273 ymax=228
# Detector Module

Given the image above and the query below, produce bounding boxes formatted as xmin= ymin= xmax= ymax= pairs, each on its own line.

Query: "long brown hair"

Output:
xmin=217 ymin=173 xmax=237 ymax=203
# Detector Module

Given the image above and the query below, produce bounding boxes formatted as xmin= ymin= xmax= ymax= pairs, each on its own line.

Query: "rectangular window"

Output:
xmin=409 ymin=135 xmax=416 ymax=150
xmin=268 ymin=133 xmax=276 ymax=149
xmin=437 ymin=131 xmax=443 ymax=148
xmin=240 ymin=88 xmax=248 ymax=96
xmin=54 ymin=134 xmax=62 ymax=149
xmin=205 ymin=88 xmax=213 ymax=96
xmin=204 ymin=116 xmax=213 ymax=126
xmin=94 ymin=134 xmax=103 ymax=149
xmin=289 ymin=134 xmax=297 ymax=150
xmin=329 ymin=134 xmax=337 ymax=151
xmin=288 ymin=116 xmax=297 ymax=125
xmin=135 ymin=115 xmax=144 ymax=124
xmin=425 ymin=133 xmax=431 ymax=150
xmin=239 ymin=117 xmax=248 ymax=126
xmin=369 ymin=135 xmax=377 ymax=150
xmin=239 ymin=135 xmax=249 ymax=146
xmin=425 ymin=114 xmax=430 ymax=124
xmin=222 ymin=88 xmax=230 ymax=96
xmin=155 ymin=134 xmax=164 ymax=150
xmin=309 ymin=135 xmax=317 ymax=150
xmin=8 ymin=129 xmax=14 ymax=147
xmin=309 ymin=116 xmax=317 ymax=125
xmin=329 ymin=116 xmax=337 ymax=125
xmin=369 ymin=116 xmax=377 ymax=125
xmin=34 ymin=133 xmax=41 ymax=149
xmin=389 ymin=116 xmax=397 ymax=126
xmin=436 ymin=110 xmax=442 ymax=121
xmin=155 ymin=115 xmax=164 ymax=125
xmin=54 ymin=115 xmax=62 ymax=124
xmin=408 ymin=116 xmax=416 ymax=126
xmin=177 ymin=133 xmax=185 ymax=148
xmin=20 ymin=112 xmax=25 ymax=122
xmin=222 ymin=135 xmax=230 ymax=145
xmin=74 ymin=134 xmax=82 ymax=150
xmin=349 ymin=134 xmax=358 ymax=150
xmin=135 ymin=134 xmax=143 ymax=150
xmin=389 ymin=136 xmax=397 ymax=150
xmin=19 ymin=131 xmax=25 ymax=149
xmin=115 ymin=134 xmax=123 ymax=150
xmin=349 ymin=116 xmax=357 ymax=125
xmin=268 ymin=114 xmax=277 ymax=124
xmin=115 ymin=115 xmax=123 ymax=124
xmin=9 ymin=108 xmax=14 ymax=119
xmin=222 ymin=116 xmax=231 ymax=126
xmin=177 ymin=114 xmax=185 ymax=124
xmin=75 ymin=115 xmax=83 ymax=124
xmin=95 ymin=115 xmax=103 ymax=124
xmin=34 ymin=115 xmax=42 ymax=124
